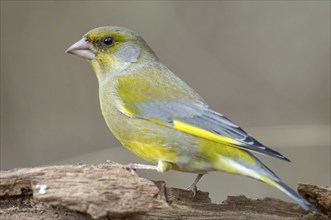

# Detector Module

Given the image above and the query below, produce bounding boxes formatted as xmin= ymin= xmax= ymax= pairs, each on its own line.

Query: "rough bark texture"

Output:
xmin=0 ymin=163 xmax=329 ymax=219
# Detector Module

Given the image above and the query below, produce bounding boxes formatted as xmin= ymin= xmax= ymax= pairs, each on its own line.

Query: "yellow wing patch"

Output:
xmin=172 ymin=119 xmax=241 ymax=146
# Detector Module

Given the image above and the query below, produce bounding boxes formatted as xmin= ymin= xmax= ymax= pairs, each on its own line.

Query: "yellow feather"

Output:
xmin=172 ymin=119 xmax=241 ymax=146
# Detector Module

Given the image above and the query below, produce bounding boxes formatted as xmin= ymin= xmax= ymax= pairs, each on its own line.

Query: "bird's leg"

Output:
xmin=186 ymin=173 xmax=204 ymax=197
xmin=126 ymin=163 xmax=158 ymax=170
xmin=120 ymin=160 xmax=172 ymax=176
xmin=124 ymin=163 xmax=158 ymax=175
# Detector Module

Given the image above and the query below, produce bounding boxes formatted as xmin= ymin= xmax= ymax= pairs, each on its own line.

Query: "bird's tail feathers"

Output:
xmin=215 ymin=156 xmax=319 ymax=213
xmin=259 ymin=175 xmax=319 ymax=213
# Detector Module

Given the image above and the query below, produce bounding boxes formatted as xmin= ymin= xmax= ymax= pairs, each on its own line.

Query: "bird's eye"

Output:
xmin=103 ymin=37 xmax=113 ymax=46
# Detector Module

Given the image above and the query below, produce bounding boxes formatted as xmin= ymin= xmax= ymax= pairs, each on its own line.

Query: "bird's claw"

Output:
xmin=186 ymin=173 xmax=204 ymax=197
xmin=123 ymin=163 xmax=139 ymax=176
xmin=186 ymin=183 xmax=198 ymax=197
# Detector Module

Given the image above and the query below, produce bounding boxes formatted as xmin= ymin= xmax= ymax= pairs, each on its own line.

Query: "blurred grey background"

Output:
xmin=1 ymin=1 xmax=330 ymax=203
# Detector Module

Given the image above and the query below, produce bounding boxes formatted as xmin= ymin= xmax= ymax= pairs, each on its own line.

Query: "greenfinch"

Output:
xmin=66 ymin=26 xmax=317 ymax=212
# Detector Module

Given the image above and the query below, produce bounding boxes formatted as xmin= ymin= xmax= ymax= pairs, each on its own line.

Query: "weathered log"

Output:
xmin=0 ymin=163 xmax=329 ymax=219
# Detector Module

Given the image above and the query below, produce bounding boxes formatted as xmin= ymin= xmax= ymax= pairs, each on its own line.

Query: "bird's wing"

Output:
xmin=126 ymin=101 xmax=288 ymax=161
xmin=116 ymin=67 xmax=289 ymax=161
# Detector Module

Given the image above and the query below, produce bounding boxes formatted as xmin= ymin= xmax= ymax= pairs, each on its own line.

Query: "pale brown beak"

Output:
xmin=65 ymin=37 xmax=97 ymax=60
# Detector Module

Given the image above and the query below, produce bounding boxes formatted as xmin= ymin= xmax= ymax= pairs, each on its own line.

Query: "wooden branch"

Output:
xmin=298 ymin=184 xmax=331 ymax=215
xmin=0 ymin=163 xmax=329 ymax=219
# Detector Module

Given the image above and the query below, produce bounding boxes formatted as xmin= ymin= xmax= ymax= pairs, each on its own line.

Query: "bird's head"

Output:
xmin=66 ymin=26 xmax=157 ymax=74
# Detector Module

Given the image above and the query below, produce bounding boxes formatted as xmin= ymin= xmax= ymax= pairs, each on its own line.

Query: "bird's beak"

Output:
xmin=65 ymin=37 xmax=97 ymax=60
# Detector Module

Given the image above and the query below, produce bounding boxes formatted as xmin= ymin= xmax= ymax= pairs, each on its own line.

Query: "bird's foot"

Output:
xmin=186 ymin=183 xmax=198 ymax=197
xmin=186 ymin=173 xmax=205 ymax=197
xmin=123 ymin=163 xmax=158 ymax=176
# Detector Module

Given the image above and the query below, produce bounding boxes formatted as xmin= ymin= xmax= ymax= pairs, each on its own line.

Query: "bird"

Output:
xmin=66 ymin=26 xmax=317 ymax=212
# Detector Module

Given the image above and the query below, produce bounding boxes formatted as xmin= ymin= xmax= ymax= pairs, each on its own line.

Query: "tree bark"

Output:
xmin=0 ymin=163 xmax=329 ymax=219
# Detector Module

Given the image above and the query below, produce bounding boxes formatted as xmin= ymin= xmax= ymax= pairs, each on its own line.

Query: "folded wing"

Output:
xmin=123 ymin=100 xmax=290 ymax=162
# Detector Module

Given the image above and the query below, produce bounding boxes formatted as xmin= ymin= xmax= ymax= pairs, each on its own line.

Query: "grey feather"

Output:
xmin=136 ymin=101 xmax=290 ymax=161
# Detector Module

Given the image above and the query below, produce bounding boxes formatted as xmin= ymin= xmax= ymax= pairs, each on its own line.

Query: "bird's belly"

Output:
xmin=101 ymin=109 xmax=214 ymax=172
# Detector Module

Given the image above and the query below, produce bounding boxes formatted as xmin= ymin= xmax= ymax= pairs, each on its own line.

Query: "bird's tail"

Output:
xmin=259 ymin=175 xmax=319 ymax=213
xmin=215 ymin=154 xmax=319 ymax=213
xmin=251 ymin=154 xmax=319 ymax=212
